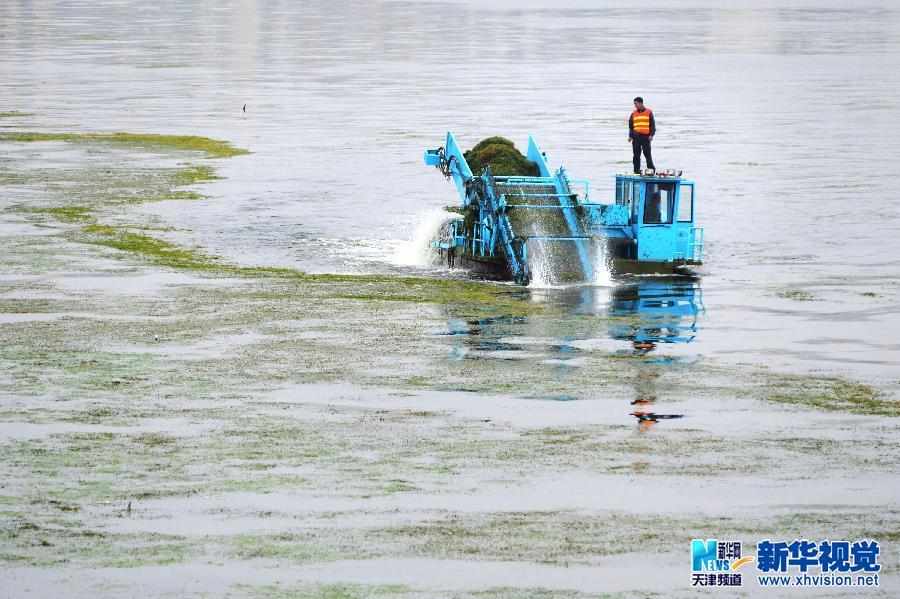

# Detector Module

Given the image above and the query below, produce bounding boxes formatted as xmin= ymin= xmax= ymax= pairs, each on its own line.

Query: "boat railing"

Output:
xmin=690 ymin=227 xmax=705 ymax=262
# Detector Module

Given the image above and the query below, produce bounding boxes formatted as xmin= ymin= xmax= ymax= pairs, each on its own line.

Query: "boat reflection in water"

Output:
xmin=609 ymin=278 xmax=704 ymax=430
xmin=530 ymin=277 xmax=704 ymax=429
xmin=439 ymin=277 xmax=704 ymax=427
xmin=608 ymin=278 xmax=703 ymax=353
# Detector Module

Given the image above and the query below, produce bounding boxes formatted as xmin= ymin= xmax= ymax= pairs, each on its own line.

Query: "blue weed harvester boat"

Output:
xmin=424 ymin=132 xmax=704 ymax=285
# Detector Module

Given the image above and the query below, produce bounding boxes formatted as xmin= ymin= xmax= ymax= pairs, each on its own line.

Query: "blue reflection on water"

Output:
xmin=608 ymin=278 xmax=704 ymax=351
xmin=438 ymin=277 xmax=704 ymax=362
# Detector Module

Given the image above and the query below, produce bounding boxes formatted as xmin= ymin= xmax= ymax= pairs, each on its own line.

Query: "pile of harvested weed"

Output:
xmin=463 ymin=137 xmax=539 ymax=177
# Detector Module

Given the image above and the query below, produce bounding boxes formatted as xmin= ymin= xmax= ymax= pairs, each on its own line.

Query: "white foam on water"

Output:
xmin=391 ymin=208 xmax=457 ymax=267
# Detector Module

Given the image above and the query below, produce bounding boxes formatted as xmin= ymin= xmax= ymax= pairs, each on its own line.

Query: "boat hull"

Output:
xmin=445 ymin=249 xmax=700 ymax=281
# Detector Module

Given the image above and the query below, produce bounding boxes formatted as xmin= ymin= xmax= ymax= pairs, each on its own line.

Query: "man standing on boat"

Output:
xmin=629 ymin=97 xmax=656 ymax=174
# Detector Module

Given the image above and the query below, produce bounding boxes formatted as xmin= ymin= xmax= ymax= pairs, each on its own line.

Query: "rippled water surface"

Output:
xmin=3 ymin=1 xmax=900 ymax=380
xmin=2 ymin=1 xmax=900 ymax=596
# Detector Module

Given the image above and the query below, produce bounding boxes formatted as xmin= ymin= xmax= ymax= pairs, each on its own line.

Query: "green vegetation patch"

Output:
xmin=160 ymin=190 xmax=204 ymax=201
xmin=0 ymin=111 xmax=33 ymax=118
xmin=81 ymin=223 xmax=117 ymax=236
xmin=464 ymin=137 xmax=539 ymax=177
xmin=0 ymin=132 xmax=249 ymax=158
xmin=767 ymin=376 xmax=898 ymax=416
xmin=7 ymin=163 xmax=216 ymax=208
xmin=1 ymin=513 xmax=194 ymax=568
xmin=231 ymin=533 xmax=341 ymax=562
xmin=0 ymin=172 xmax=27 ymax=185
xmin=173 ymin=164 xmax=219 ymax=185
xmin=133 ymin=433 xmax=176 ymax=447
xmin=83 ymin=227 xmax=225 ymax=272
xmin=29 ymin=206 xmax=94 ymax=223
xmin=777 ymin=288 xmax=815 ymax=301
xmin=101 ymin=536 xmax=192 ymax=567
xmin=78 ymin=224 xmax=540 ymax=314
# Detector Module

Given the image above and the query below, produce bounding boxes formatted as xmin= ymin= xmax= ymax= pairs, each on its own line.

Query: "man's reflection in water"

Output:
xmin=631 ymin=339 xmax=657 ymax=355
xmin=610 ymin=279 xmax=703 ymax=430
xmin=629 ymin=365 xmax=662 ymax=431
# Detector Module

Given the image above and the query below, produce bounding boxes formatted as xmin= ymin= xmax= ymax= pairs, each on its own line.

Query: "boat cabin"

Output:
xmin=613 ymin=171 xmax=702 ymax=265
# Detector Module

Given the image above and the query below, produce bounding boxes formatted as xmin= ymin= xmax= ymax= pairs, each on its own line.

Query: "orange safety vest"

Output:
xmin=631 ymin=108 xmax=653 ymax=135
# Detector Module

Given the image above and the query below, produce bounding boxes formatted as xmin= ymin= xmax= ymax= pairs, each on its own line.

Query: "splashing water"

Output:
xmin=529 ymin=236 xmax=612 ymax=288
xmin=591 ymin=236 xmax=613 ymax=287
xmin=392 ymin=208 xmax=456 ymax=267
xmin=527 ymin=220 xmax=571 ymax=289
xmin=527 ymin=238 xmax=557 ymax=289
xmin=526 ymin=219 xmax=551 ymax=288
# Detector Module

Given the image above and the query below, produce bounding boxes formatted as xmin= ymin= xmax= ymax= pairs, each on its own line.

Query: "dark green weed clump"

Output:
xmin=464 ymin=137 xmax=539 ymax=177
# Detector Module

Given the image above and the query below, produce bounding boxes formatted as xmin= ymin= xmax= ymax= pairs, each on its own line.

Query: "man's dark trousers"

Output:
xmin=632 ymin=134 xmax=655 ymax=173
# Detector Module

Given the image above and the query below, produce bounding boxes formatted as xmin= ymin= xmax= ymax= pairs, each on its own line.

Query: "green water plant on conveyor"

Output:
xmin=463 ymin=137 xmax=540 ymax=177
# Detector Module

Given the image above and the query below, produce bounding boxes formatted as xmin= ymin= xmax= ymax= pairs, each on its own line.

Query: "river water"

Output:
xmin=4 ymin=0 xmax=900 ymax=382
xmin=3 ymin=2 xmax=900 ymax=596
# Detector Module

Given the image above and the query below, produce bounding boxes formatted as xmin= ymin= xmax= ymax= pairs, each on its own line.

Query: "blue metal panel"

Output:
xmin=599 ymin=204 xmax=630 ymax=226
xmin=527 ymin=135 xmax=552 ymax=177
xmin=423 ymin=150 xmax=440 ymax=167
xmin=431 ymin=132 xmax=473 ymax=208
xmin=673 ymin=226 xmax=692 ymax=260
xmin=637 ymin=227 xmax=677 ymax=261
xmin=447 ymin=132 xmax=474 ymax=207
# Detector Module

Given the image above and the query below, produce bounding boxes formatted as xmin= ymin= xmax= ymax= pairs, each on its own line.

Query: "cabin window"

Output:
xmin=616 ymin=179 xmax=632 ymax=207
xmin=632 ymin=183 xmax=641 ymax=220
xmin=678 ymin=184 xmax=694 ymax=222
xmin=643 ymin=183 xmax=675 ymax=224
